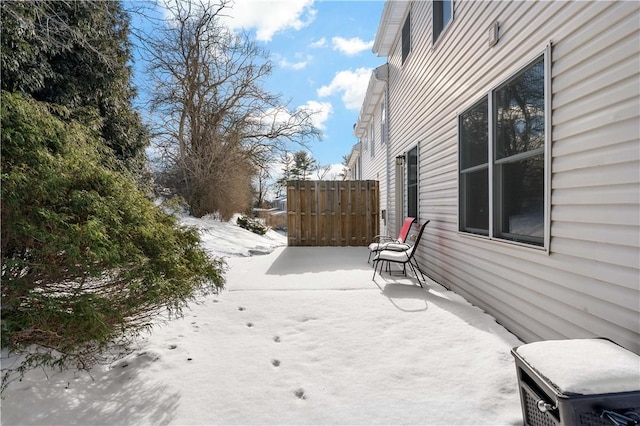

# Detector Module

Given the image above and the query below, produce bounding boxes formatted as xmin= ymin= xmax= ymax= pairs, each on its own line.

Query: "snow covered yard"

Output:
xmin=1 ymin=218 xmax=525 ymax=425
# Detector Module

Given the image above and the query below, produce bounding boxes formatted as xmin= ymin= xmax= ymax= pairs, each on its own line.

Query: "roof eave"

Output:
xmin=372 ymin=1 xmax=411 ymax=57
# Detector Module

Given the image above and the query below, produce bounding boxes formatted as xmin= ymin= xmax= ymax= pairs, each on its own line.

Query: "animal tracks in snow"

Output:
xmin=234 ymin=304 xmax=306 ymax=401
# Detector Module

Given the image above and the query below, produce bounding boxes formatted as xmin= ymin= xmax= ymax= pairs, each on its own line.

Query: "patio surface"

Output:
xmin=1 ymin=246 xmax=525 ymax=425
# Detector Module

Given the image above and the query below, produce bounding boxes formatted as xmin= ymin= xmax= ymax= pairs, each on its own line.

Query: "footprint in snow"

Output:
xmin=293 ymin=388 xmax=306 ymax=399
xmin=168 ymin=344 xmax=177 ymax=350
xmin=238 ymin=307 xmax=246 ymax=311
xmin=246 ymin=322 xmax=254 ymax=328
xmin=273 ymin=336 xmax=281 ymax=343
xmin=271 ymin=359 xmax=281 ymax=367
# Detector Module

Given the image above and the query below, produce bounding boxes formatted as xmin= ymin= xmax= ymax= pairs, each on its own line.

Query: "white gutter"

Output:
xmin=372 ymin=1 xmax=411 ymax=57
xmin=353 ymin=63 xmax=389 ymax=138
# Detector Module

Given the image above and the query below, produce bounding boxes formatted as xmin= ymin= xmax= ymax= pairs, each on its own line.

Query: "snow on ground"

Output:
xmin=1 ymin=217 xmax=525 ymax=425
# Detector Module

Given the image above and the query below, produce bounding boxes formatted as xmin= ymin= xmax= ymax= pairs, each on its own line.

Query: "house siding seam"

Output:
xmin=358 ymin=0 xmax=640 ymax=353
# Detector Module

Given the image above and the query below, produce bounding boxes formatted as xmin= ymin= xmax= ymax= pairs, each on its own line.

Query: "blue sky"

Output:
xmin=219 ymin=0 xmax=386 ymax=173
xmin=132 ymin=0 xmax=386 ymax=178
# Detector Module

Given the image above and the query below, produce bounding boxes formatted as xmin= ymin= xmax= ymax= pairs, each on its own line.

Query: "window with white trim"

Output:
xmin=433 ymin=0 xmax=452 ymax=44
xmin=407 ymin=146 xmax=418 ymax=218
xmin=459 ymin=54 xmax=546 ymax=247
xmin=401 ymin=11 xmax=411 ymax=65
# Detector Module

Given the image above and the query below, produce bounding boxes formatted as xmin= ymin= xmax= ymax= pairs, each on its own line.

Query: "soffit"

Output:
xmin=354 ymin=64 xmax=388 ymax=138
xmin=373 ymin=1 xmax=411 ymax=57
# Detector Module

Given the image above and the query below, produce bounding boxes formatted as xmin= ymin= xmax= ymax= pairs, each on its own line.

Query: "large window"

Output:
xmin=459 ymin=97 xmax=489 ymax=235
xmin=459 ymin=54 xmax=546 ymax=247
xmin=407 ymin=146 xmax=418 ymax=218
xmin=401 ymin=11 xmax=411 ymax=65
xmin=433 ymin=0 xmax=452 ymax=44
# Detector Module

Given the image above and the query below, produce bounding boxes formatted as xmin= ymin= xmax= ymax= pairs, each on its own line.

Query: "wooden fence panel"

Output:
xmin=287 ymin=180 xmax=379 ymax=246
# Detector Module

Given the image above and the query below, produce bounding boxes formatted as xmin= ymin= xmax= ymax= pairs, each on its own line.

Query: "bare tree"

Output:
xmin=143 ymin=0 xmax=320 ymax=218
xmin=254 ymin=165 xmax=274 ymax=208
xmin=315 ymin=164 xmax=332 ymax=180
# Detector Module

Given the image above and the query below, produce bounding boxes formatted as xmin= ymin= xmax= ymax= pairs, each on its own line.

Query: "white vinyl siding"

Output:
xmin=370 ymin=121 xmax=375 ymax=158
xmin=358 ymin=97 xmax=388 ymax=236
xmin=381 ymin=0 xmax=640 ymax=353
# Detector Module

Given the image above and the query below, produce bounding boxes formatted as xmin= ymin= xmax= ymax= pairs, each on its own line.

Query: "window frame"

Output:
xmin=401 ymin=10 xmax=411 ymax=65
xmin=407 ymin=145 xmax=419 ymax=219
xmin=457 ymin=47 xmax=551 ymax=250
xmin=432 ymin=0 xmax=453 ymax=45
xmin=458 ymin=96 xmax=489 ymax=236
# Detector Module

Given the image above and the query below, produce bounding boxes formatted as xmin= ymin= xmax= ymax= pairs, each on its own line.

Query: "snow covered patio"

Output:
xmin=1 ymin=234 xmax=525 ymax=425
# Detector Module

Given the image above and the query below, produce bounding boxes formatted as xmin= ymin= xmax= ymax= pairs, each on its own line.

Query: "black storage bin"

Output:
xmin=511 ymin=339 xmax=640 ymax=426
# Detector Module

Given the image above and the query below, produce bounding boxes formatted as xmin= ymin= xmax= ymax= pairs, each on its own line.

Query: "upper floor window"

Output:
xmin=401 ymin=11 xmax=411 ymax=65
xmin=433 ymin=0 xmax=452 ymax=44
xmin=458 ymin=54 xmax=547 ymax=247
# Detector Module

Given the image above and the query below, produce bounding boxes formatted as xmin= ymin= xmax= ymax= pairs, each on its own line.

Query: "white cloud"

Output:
xmin=331 ymin=36 xmax=374 ymax=56
xmin=309 ymin=37 xmax=327 ymax=48
xmin=297 ymin=100 xmax=333 ymax=130
xmin=275 ymin=52 xmax=312 ymax=70
xmin=258 ymin=100 xmax=331 ymax=134
xmin=317 ymin=68 xmax=372 ymax=111
xmin=323 ymin=163 xmax=347 ymax=180
xmin=221 ymin=0 xmax=317 ymax=42
xmin=279 ymin=58 xmax=308 ymax=70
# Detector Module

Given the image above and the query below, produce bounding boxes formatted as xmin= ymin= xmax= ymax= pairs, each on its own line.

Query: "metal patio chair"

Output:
xmin=367 ymin=217 xmax=416 ymax=263
xmin=371 ymin=220 xmax=430 ymax=287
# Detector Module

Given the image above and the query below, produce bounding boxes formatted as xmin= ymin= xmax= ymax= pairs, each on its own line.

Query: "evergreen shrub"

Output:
xmin=237 ymin=215 xmax=267 ymax=235
xmin=0 ymin=93 xmax=225 ymax=389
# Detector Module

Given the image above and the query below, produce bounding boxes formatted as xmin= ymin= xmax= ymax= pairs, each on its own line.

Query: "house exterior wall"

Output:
xmin=369 ymin=0 xmax=640 ymax=353
xmin=356 ymin=74 xmax=391 ymax=237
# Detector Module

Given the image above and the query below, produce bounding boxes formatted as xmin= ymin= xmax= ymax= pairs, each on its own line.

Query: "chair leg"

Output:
xmin=407 ymin=260 xmax=424 ymax=288
xmin=411 ymin=258 xmax=427 ymax=282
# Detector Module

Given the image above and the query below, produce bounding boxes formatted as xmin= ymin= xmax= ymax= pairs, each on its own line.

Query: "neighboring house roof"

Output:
xmin=354 ymin=64 xmax=388 ymax=138
xmin=372 ymin=1 xmax=411 ymax=57
xmin=346 ymin=142 xmax=361 ymax=170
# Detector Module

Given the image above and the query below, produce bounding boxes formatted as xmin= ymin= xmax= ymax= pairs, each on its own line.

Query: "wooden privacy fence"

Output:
xmin=287 ymin=180 xmax=379 ymax=246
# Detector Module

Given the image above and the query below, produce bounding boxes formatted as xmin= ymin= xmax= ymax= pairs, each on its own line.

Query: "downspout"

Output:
xmin=384 ymin=70 xmax=391 ymax=235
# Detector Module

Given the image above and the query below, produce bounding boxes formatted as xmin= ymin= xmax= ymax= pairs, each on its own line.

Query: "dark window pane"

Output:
xmin=433 ymin=0 xmax=452 ymax=43
xmin=408 ymin=185 xmax=417 ymax=218
xmin=408 ymin=147 xmax=418 ymax=186
xmin=495 ymin=58 xmax=545 ymax=159
xmin=461 ymin=168 xmax=489 ymax=233
xmin=460 ymin=97 xmax=488 ymax=169
xmin=407 ymin=146 xmax=418 ymax=217
xmin=497 ymin=154 xmax=544 ymax=244
xmin=402 ymin=12 xmax=411 ymax=64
